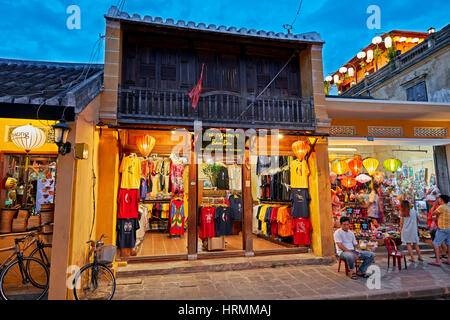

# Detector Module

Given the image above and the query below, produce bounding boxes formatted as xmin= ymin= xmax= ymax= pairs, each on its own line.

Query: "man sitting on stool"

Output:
xmin=334 ymin=216 xmax=376 ymax=280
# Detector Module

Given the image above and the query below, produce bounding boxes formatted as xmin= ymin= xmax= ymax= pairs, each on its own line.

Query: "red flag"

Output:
xmin=189 ymin=64 xmax=204 ymax=109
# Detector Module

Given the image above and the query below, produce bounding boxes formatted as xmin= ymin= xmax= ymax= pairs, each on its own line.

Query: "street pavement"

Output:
xmin=113 ymin=251 xmax=450 ymax=300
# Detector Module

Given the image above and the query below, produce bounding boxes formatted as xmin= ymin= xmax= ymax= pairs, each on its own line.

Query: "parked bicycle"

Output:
xmin=73 ymin=234 xmax=116 ymax=300
xmin=0 ymin=223 xmax=52 ymax=300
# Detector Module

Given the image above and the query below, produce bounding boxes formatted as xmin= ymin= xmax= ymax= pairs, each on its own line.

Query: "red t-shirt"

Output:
xmin=199 ymin=206 xmax=216 ymax=239
xmin=117 ymin=189 xmax=139 ymax=219
xmin=270 ymin=207 xmax=279 ymax=237
xmin=292 ymin=217 xmax=312 ymax=245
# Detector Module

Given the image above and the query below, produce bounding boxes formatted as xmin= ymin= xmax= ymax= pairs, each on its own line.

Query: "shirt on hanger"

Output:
xmin=290 ymin=159 xmax=310 ymax=189
xmin=169 ymin=199 xmax=185 ymax=235
xmin=292 ymin=217 xmax=312 ymax=245
xmin=120 ymin=155 xmax=142 ymax=189
xmin=228 ymin=194 xmax=242 ymax=220
xmin=229 ymin=165 xmax=242 ymax=191
xmin=116 ymin=218 xmax=140 ymax=249
xmin=291 ymin=188 xmax=311 ymax=218
xmin=199 ymin=206 xmax=216 ymax=239
xmin=117 ymin=189 xmax=140 ymax=219
xmin=215 ymin=206 xmax=233 ymax=236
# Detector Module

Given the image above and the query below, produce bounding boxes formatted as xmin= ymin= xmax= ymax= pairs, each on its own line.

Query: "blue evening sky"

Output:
xmin=1 ymin=0 xmax=448 ymax=80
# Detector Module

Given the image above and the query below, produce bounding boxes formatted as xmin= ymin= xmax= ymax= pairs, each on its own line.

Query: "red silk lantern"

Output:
xmin=292 ymin=141 xmax=310 ymax=161
xmin=331 ymin=160 xmax=349 ymax=175
xmin=348 ymin=159 xmax=362 ymax=177
xmin=136 ymin=135 xmax=156 ymax=157
xmin=353 ymin=154 xmax=362 ymax=161
xmin=341 ymin=177 xmax=356 ymax=188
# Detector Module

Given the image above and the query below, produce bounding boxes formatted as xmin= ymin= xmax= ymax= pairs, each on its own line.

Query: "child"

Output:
xmin=399 ymin=200 xmax=423 ymax=262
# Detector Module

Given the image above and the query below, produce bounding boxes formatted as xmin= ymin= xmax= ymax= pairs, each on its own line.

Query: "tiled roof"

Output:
xmin=105 ymin=6 xmax=323 ymax=44
xmin=0 ymin=58 xmax=103 ymax=113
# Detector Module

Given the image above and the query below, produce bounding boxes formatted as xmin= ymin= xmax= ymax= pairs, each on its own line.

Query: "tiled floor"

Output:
xmin=136 ymin=232 xmax=288 ymax=257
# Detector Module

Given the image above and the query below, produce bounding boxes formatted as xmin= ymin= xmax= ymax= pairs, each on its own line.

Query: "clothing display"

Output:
xmin=292 ymin=217 xmax=312 ymax=245
xmin=228 ymin=194 xmax=242 ymax=220
xmin=117 ymin=189 xmax=140 ymax=219
xmin=199 ymin=206 xmax=216 ymax=239
xmin=290 ymin=159 xmax=310 ymax=189
xmin=169 ymin=199 xmax=185 ymax=235
xmin=291 ymin=188 xmax=311 ymax=218
xmin=120 ymin=154 xmax=142 ymax=189
xmin=214 ymin=206 xmax=233 ymax=236
xmin=116 ymin=218 xmax=140 ymax=249
xmin=170 ymin=162 xmax=185 ymax=195
xmin=257 ymin=156 xmax=291 ymax=201
xmin=253 ymin=205 xmax=295 ymax=238
xmin=229 ymin=164 xmax=242 ymax=191
xmin=216 ymin=166 xmax=230 ymax=190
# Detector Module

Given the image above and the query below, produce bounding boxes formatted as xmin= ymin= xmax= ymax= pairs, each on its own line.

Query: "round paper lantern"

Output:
xmin=383 ymin=158 xmax=402 ymax=173
xmin=363 ymin=158 xmax=379 ymax=176
xmin=373 ymin=171 xmax=385 ymax=183
xmin=341 ymin=177 xmax=356 ymax=188
xmin=292 ymin=141 xmax=310 ymax=161
xmin=329 ymin=153 xmax=338 ymax=163
xmin=136 ymin=135 xmax=156 ymax=157
xmin=348 ymin=159 xmax=363 ymax=177
xmin=353 ymin=154 xmax=362 ymax=161
xmin=331 ymin=160 xmax=349 ymax=175
xmin=356 ymin=174 xmax=371 ymax=184
xmin=11 ymin=124 xmax=46 ymax=152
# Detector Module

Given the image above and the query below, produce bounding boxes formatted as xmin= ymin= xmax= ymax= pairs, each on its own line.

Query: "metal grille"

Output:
xmin=329 ymin=126 xmax=357 ymax=136
xmin=414 ymin=127 xmax=448 ymax=137
xmin=368 ymin=126 xmax=403 ymax=137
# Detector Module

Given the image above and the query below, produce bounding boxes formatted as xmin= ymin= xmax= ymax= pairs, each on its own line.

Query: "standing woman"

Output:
xmin=400 ymin=200 xmax=423 ymax=262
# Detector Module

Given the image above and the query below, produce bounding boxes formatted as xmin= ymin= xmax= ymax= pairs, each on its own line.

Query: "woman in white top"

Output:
xmin=400 ymin=200 xmax=423 ymax=262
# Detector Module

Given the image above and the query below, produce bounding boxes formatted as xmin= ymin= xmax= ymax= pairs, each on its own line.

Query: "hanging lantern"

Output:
xmin=356 ymin=174 xmax=371 ymax=184
xmin=292 ymin=141 xmax=310 ymax=161
xmin=353 ymin=154 xmax=362 ymax=161
xmin=329 ymin=153 xmax=338 ymax=163
xmin=330 ymin=172 xmax=337 ymax=184
xmin=331 ymin=160 xmax=349 ymax=175
xmin=363 ymin=158 xmax=379 ymax=176
xmin=11 ymin=124 xmax=46 ymax=153
xmin=373 ymin=171 xmax=385 ymax=183
xmin=341 ymin=177 xmax=356 ymax=188
xmin=136 ymin=135 xmax=156 ymax=157
xmin=348 ymin=159 xmax=363 ymax=177
xmin=383 ymin=158 xmax=402 ymax=173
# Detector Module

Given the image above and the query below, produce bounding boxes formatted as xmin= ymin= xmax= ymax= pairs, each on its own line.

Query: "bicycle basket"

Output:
xmin=98 ymin=244 xmax=117 ymax=264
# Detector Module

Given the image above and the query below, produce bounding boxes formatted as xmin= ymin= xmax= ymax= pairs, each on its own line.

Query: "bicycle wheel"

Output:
xmin=0 ymin=257 xmax=49 ymax=300
xmin=28 ymin=244 xmax=52 ymax=268
xmin=73 ymin=263 xmax=116 ymax=300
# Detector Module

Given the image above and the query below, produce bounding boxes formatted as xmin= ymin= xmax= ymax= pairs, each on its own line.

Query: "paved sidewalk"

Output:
xmin=114 ymin=251 xmax=450 ymax=300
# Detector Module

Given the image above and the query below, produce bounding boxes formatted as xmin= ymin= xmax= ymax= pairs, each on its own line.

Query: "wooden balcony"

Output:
xmin=117 ymin=86 xmax=315 ymax=130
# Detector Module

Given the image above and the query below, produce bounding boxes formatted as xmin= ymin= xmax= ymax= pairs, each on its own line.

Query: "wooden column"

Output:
xmin=242 ymin=150 xmax=253 ymax=256
xmin=187 ymin=141 xmax=198 ymax=260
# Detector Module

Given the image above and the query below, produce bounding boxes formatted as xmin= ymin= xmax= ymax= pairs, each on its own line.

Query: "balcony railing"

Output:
xmin=117 ymin=86 xmax=315 ymax=130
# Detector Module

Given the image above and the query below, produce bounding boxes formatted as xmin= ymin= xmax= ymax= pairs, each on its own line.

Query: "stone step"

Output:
xmin=116 ymin=253 xmax=335 ymax=278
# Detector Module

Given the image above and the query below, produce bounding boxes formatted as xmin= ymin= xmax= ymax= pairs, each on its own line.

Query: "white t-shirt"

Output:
xmin=334 ymin=228 xmax=358 ymax=255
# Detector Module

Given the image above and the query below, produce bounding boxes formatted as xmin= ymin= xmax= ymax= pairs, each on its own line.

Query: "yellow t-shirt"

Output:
xmin=259 ymin=206 xmax=269 ymax=235
xmin=120 ymin=156 xmax=141 ymax=189
xmin=437 ymin=204 xmax=450 ymax=229
xmin=290 ymin=159 xmax=310 ymax=188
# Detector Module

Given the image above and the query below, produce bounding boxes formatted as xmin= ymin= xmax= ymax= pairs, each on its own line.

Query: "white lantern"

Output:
xmin=357 ymin=51 xmax=366 ymax=59
xmin=339 ymin=67 xmax=348 ymax=74
xmin=411 ymin=37 xmax=419 ymax=43
xmin=399 ymin=37 xmax=406 ymax=43
xmin=333 ymin=74 xmax=340 ymax=83
xmin=384 ymin=36 xmax=392 ymax=48
xmin=372 ymin=36 xmax=382 ymax=45
xmin=366 ymin=50 xmax=374 ymax=61
xmin=11 ymin=124 xmax=46 ymax=152
xmin=325 ymin=76 xmax=333 ymax=82
xmin=348 ymin=67 xmax=354 ymax=77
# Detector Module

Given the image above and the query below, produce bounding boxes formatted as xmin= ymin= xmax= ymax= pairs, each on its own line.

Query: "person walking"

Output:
xmin=399 ymin=200 xmax=423 ymax=262
xmin=427 ymin=193 xmax=448 ymax=259
xmin=429 ymin=195 xmax=450 ymax=267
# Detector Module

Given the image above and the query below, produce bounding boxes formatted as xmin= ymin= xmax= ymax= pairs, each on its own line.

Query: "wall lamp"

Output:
xmin=52 ymin=119 xmax=72 ymax=155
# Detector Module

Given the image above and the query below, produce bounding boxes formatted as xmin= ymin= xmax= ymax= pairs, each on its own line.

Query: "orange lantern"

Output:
xmin=292 ymin=141 xmax=310 ymax=161
xmin=347 ymin=159 xmax=363 ymax=177
xmin=353 ymin=154 xmax=362 ymax=161
xmin=136 ymin=135 xmax=156 ymax=157
xmin=363 ymin=158 xmax=379 ymax=176
xmin=328 ymin=153 xmax=338 ymax=163
xmin=373 ymin=171 xmax=385 ymax=183
xmin=341 ymin=177 xmax=356 ymax=188
xmin=331 ymin=160 xmax=349 ymax=175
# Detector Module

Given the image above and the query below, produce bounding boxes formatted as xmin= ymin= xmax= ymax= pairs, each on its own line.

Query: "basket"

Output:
xmin=27 ymin=216 xmax=41 ymax=229
xmin=0 ymin=209 xmax=17 ymax=233
xmin=17 ymin=209 xmax=29 ymax=220
xmin=98 ymin=244 xmax=117 ymax=264
xmin=12 ymin=218 xmax=27 ymax=233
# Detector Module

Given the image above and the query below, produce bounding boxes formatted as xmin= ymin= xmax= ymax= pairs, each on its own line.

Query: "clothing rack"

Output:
xmin=258 ymin=199 xmax=291 ymax=205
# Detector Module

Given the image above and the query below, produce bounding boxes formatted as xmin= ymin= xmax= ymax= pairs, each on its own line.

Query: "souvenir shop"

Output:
xmin=115 ymin=128 xmax=316 ymax=259
xmin=328 ymin=139 xmax=440 ymax=247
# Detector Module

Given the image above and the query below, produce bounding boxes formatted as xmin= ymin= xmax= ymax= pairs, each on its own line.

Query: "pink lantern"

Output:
xmin=356 ymin=174 xmax=371 ymax=184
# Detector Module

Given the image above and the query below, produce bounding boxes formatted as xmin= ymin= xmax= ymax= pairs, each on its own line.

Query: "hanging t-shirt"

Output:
xmin=117 ymin=189 xmax=140 ymax=219
xmin=292 ymin=217 xmax=312 ymax=245
xmin=215 ymin=206 xmax=233 ymax=236
xmin=228 ymin=194 xmax=242 ymax=220
xmin=229 ymin=165 xmax=242 ymax=191
xmin=120 ymin=155 xmax=141 ymax=189
xmin=169 ymin=199 xmax=185 ymax=235
xmin=290 ymin=159 xmax=310 ymax=189
xmin=270 ymin=207 xmax=279 ymax=237
xmin=199 ymin=206 xmax=216 ymax=239
xmin=291 ymin=188 xmax=311 ymax=218
xmin=139 ymin=178 xmax=147 ymax=200
xmin=116 ymin=218 xmax=140 ymax=249
xmin=277 ymin=206 xmax=294 ymax=237
xmin=170 ymin=162 xmax=185 ymax=195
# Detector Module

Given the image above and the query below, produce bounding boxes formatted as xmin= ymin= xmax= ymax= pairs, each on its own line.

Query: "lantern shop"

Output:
xmin=328 ymin=139 xmax=447 ymax=247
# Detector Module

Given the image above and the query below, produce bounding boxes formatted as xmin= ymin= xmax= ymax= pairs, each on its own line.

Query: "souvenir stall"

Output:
xmin=330 ymin=153 xmax=433 ymax=247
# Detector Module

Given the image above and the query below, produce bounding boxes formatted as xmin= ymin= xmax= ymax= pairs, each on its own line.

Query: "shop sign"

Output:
xmin=7 ymin=126 xmax=55 ymax=144
xmin=201 ymin=130 xmax=246 ymax=159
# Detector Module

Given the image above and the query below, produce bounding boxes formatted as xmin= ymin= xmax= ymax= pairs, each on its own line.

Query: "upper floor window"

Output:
xmin=406 ymin=81 xmax=428 ymax=102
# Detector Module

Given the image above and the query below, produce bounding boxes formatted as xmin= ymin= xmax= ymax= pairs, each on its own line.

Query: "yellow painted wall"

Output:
xmin=0 ymin=118 xmax=57 ymax=153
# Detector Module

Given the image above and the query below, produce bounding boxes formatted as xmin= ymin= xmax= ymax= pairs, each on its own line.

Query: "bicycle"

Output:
xmin=0 ymin=227 xmax=51 ymax=300
xmin=73 ymin=234 xmax=116 ymax=300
